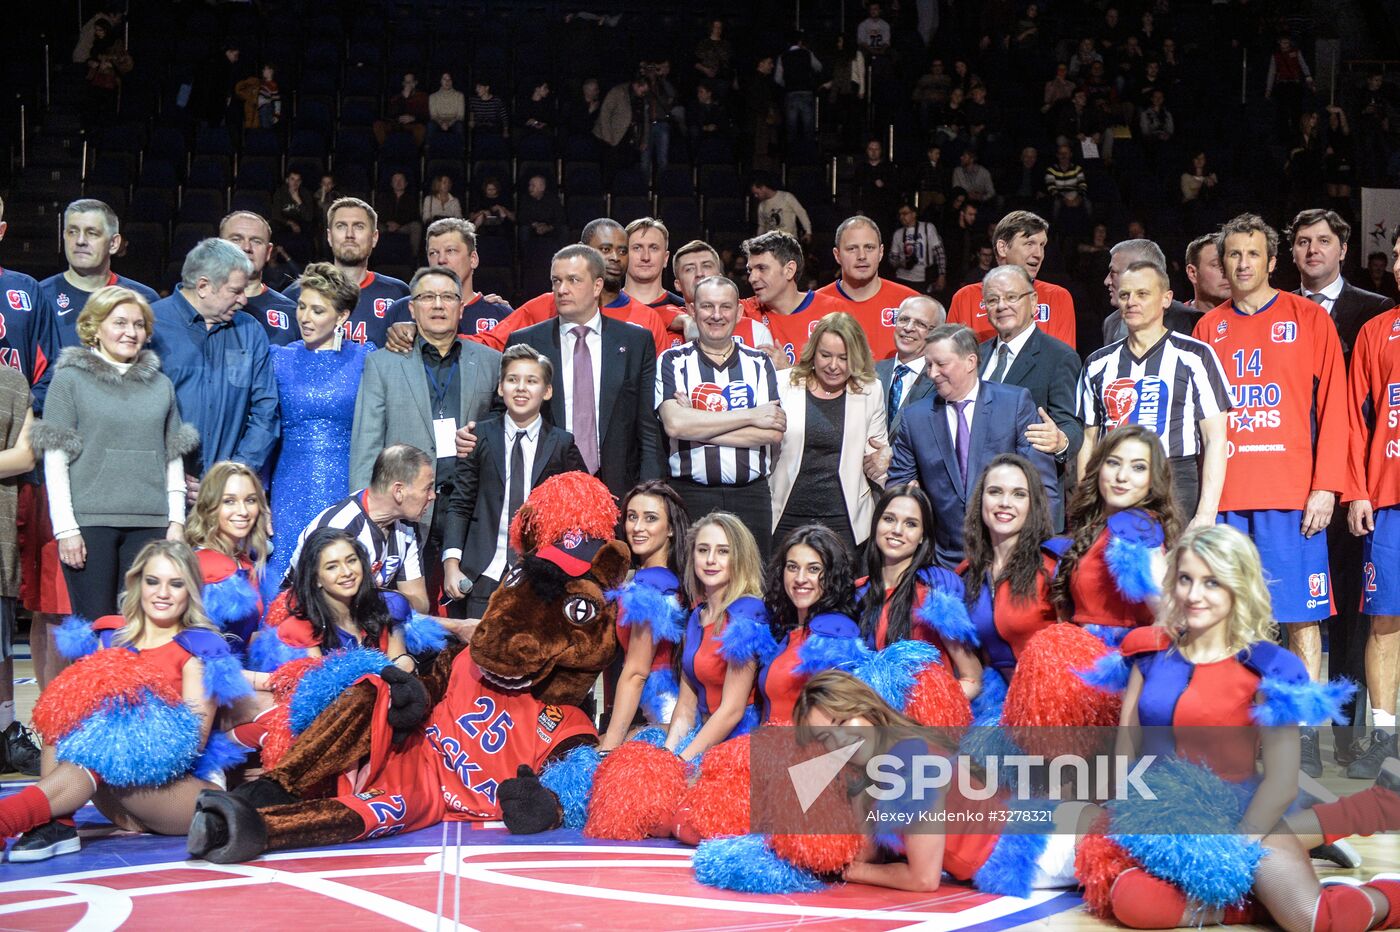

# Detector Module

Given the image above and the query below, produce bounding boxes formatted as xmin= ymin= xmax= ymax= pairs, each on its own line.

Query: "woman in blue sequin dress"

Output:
xmin=264 ymin=263 xmax=373 ymax=595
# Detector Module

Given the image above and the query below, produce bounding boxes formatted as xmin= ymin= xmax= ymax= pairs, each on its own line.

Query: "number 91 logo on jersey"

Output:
xmin=1271 ymin=321 xmax=1297 ymax=343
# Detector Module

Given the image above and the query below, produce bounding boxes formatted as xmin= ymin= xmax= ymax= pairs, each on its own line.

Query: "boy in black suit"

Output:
xmin=441 ymin=344 xmax=586 ymax=617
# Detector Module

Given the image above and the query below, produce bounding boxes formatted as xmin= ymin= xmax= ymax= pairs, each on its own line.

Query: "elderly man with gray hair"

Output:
xmin=150 ymin=238 xmax=280 ymax=497
xmin=1101 ymin=238 xmax=1204 ymax=344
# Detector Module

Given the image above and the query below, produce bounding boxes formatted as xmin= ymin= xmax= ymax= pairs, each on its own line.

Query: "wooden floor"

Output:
xmin=9 ymin=635 xmax=1400 ymax=930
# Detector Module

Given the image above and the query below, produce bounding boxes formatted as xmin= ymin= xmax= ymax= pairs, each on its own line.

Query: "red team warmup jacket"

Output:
xmin=1192 ymin=291 xmax=1350 ymax=512
xmin=1346 ymin=306 xmax=1400 ymax=510
xmin=815 ymin=277 xmax=919 ymax=360
xmin=946 ymin=277 xmax=1078 ymax=349
xmin=740 ymin=291 xmax=843 ymax=365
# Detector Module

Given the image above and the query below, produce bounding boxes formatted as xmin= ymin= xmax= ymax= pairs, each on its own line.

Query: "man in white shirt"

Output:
xmin=751 ymin=176 xmax=812 ymax=240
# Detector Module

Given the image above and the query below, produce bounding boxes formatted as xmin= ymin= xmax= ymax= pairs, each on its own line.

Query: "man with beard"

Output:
xmin=283 ymin=197 xmax=409 ymax=348
xmin=219 ymin=210 xmax=298 ymax=346
xmin=467 ymin=218 xmax=670 ymax=354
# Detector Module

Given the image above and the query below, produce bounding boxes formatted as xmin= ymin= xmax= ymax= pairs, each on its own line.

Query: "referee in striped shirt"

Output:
xmin=656 ymin=276 xmax=785 ymax=556
xmin=1077 ymin=260 xmax=1232 ymax=524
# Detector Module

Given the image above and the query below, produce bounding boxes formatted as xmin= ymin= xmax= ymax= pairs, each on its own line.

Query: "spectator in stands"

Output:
xmin=384 ymin=218 xmax=513 ymax=342
xmin=951 ymin=149 xmax=995 ymax=206
xmin=312 ymin=173 xmax=341 ymax=257
xmin=915 ymin=144 xmax=951 ymax=213
xmin=1355 ymin=71 xmax=1398 ymax=185
xmin=150 ymin=239 xmax=279 ymax=491
xmin=263 ymin=262 xmax=368 ymax=592
xmin=943 ymin=200 xmax=983 ymax=286
xmin=693 ymin=18 xmax=734 ymax=91
xmin=1179 ymin=150 xmax=1219 ymax=218
xmin=191 ymin=42 xmax=243 ymax=127
xmin=421 ymin=174 xmax=463 ymax=226
xmin=1138 ymin=89 xmax=1174 ymax=149
xmin=1043 ymin=62 xmax=1075 ymax=114
xmin=255 ymin=64 xmax=281 ymax=128
xmin=1265 ymin=35 xmax=1315 ymax=135
xmin=428 ymin=72 xmax=465 ymax=144
xmin=33 ymin=285 xmax=194 ymax=623
xmin=827 ymin=35 xmax=867 ymax=150
xmin=562 ymin=78 xmax=602 ymax=137
xmin=375 ymin=72 xmax=430 ymax=148
xmin=1286 ymin=110 xmax=1328 ymax=215
xmin=638 ymin=61 xmax=677 ymax=174
xmin=887 ymin=323 xmax=1056 ymax=568
xmin=595 ymin=75 xmax=650 ymax=175
xmin=854 ymin=139 xmax=901 ymax=228
xmin=1183 ymin=234 xmax=1232 ymax=312
xmin=40 ymin=199 xmax=160 ymax=349
xmin=877 ymin=295 xmax=943 ymax=442
xmin=914 ymin=59 xmax=952 ymax=128
xmin=519 ymin=80 xmax=556 ymax=136
xmin=1044 ymin=143 xmax=1088 ymax=217
xmin=686 ymin=83 xmax=730 ymax=146
xmin=657 ymin=275 xmax=783 ymax=554
xmin=271 ymin=170 xmax=315 ymax=260
xmin=856 ymin=2 xmax=893 ymax=58
xmin=508 ymin=244 xmax=664 ymax=507
xmin=775 ymin=31 xmax=822 ymax=147
xmin=1323 ymin=105 xmax=1356 ymax=202
xmin=741 ymin=56 xmax=780 ymax=168
xmin=1001 ymin=146 xmax=1046 ymax=212
xmin=80 ymin=18 xmax=132 ymax=128
xmin=284 ymin=197 xmax=411 ymax=350
xmin=625 ymin=218 xmax=683 ymax=310
xmin=888 ymin=204 xmax=945 ymax=296
xmin=1359 ymin=250 xmax=1400 ymax=303
xmin=1053 ymin=89 xmax=1110 ymax=162
xmin=751 ymin=175 xmax=812 ymax=240
xmin=381 ymin=172 xmax=423 ymax=260
xmin=351 ymin=267 xmax=501 ymax=597
xmin=468 ymin=178 xmax=514 ymax=239
xmin=771 ymin=312 xmax=888 ymax=553
xmin=72 ymin=6 xmax=123 ymax=64
xmin=1102 ymin=238 xmax=1202 ymax=343
xmin=1067 ymin=38 xmax=1101 ymax=79
xmin=220 ymin=211 xmax=298 ymax=347
xmin=517 ymin=174 xmax=567 ymax=261
xmin=818 ymin=217 xmax=920 ymax=361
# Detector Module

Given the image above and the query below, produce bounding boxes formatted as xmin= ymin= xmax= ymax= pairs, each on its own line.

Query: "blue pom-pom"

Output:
xmin=1082 ymin=623 xmax=1131 ymax=648
xmin=693 ymin=835 xmax=824 ymax=894
xmin=610 ymin=576 xmax=686 ymax=645
xmin=1253 ymin=675 xmax=1357 ymax=727
xmin=795 ymin=628 xmax=872 ymax=675
xmin=401 ymin=612 xmax=449 ymax=654
xmin=718 ymin=597 xmax=779 ymax=664
xmin=640 ymin=667 xmax=679 ymax=725
xmin=1107 ymin=757 xmax=1263 ymax=909
xmin=1105 ymin=535 xmax=1160 ymax=603
xmin=55 ymin=615 xmax=99 ymax=660
xmin=202 ymin=572 xmax=261 ymax=634
xmin=853 ymin=640 xmax=942 ymax=710
xmin=201 ymin=650 xmax=253 ymax=706
xmin=629 ymin=726 xmax=669 ymax=748
xmin=288 ymin=648 xmax=392 ymax=735
xmin=54 ymin=689 xmax=202 ymax=786
xmin=973 ymin=831 xmax=1051 ymax=897
xmin=246 ymin=627 xmax=310 ymax=673
xmin=914 ymin=573 xmax=980 ymax=647
xmin=1078 ymin=651 xmax=1131 ymax=693
xmin=192 ymin=730 xmax=253 ymax=781
xmin=970 ymin=667 xmax=1007 ymax=721
xmin=732 ymin=704 xmax=761 ymax=737
xmin=540 ymin=744 xmax=602 ymax=830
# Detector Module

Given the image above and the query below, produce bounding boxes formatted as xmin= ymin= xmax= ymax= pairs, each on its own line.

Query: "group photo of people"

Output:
xmin=4 ymin=0 xmax=1400 ymax=928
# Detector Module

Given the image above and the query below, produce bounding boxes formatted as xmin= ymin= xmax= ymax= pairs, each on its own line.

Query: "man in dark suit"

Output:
xmin=507 ymin=244 xmax=663 ymax=507
xmin=1101 ymin=238 xmax=1203 ymax=346
xmin=888 ymin=323 xmax=1059 ymax=568
xmin=1289 ymin=207 xmax=1395 ymax=769
xmin=441 ymin=344 xmax=587 ymax=617
xmin=976 ymin=266 xmax=1083 ymax=529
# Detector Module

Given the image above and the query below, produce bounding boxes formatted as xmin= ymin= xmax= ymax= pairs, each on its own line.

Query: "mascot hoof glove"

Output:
xmin=188 ymin=791 xmax=268 ymax=864
xmin=229 ymin=776 xmax=298 ymax=809
xmin=499 ymin=764 xmax=564 ymax=835
xmin=380 ymin=664 xmax=430 ymax=742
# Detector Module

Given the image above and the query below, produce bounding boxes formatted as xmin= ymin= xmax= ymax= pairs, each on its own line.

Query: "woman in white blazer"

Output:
xmin=770 ymin=312 xmax=888 ymax=554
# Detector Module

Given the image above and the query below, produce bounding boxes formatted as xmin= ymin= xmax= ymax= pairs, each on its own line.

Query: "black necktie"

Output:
xmin=506 ymin=430 xmax=525 ymax=560
xmin=989 ymin=343 xmax=1011 ymax=383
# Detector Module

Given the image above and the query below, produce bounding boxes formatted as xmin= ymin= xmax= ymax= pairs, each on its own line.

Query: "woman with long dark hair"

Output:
xmin=959 ymin=455 xmax=1059 ymax=681
xmin=1052 ymin=424 xmax=1179 ymax=643
xmin=756 ymin=524 xmax=864 ymax=724
xmin=856 ymin=485 xmax=981 ymax=699
xmin=600 ymin=480 xmax=690 ymax=751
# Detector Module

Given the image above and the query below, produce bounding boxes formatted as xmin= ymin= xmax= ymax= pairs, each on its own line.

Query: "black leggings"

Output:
xmin=61 ymin=525 xmax=167 ymax=621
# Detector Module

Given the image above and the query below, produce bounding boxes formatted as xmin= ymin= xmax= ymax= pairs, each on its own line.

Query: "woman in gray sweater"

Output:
xmin=31 ymin=286 xmax=200 ymax=620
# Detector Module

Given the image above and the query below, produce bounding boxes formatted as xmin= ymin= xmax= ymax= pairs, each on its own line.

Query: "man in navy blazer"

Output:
xmin=888 ymin=323 xmax=1058 ymax=568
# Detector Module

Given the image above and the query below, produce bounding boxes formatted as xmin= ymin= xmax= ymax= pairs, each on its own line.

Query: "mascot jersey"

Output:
xmin=1122 ymin=626 xmax=1318 ymax=782
xmin=338 ymin=646 xmax=596 ymax=838
xmin=967 ymin=551 xmax=1059 ymax=678
xmin=1065 ymin=509 xmax=1164 ymax=633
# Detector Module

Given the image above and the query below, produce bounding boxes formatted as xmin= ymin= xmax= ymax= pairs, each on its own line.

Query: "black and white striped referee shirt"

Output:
xmin=283 ymin=489 xmax=424 ymax=588
xmin=1077 ymin=331 xmax=1233 ymax=457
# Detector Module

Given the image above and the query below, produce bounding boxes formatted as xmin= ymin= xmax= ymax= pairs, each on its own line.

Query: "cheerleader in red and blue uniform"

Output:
xmin=666 ymin=512 xmax=776 ymax=763
xmin=1 ymin=540 xmax=251 ymax=862
xmin=856 ymin=485 xmax=982 ymax=699
xmin=186 ymin=461 xmax=271 ymax=644
xmin=600 ymin=481 xmax=690 ymax=751
xmin=1088 ymin=524 xmax=1400 ymax=931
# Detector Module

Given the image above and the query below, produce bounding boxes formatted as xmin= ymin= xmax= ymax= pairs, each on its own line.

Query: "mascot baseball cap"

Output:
xmin=537 ymin=531 xmax=606 ymax=577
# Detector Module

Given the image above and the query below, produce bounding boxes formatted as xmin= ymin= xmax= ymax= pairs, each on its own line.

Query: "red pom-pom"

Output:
xmin=1004 ymin=625 xmax=1120 ymax=758
xmin=584 ymin=742 xmax=687 ymax=840
xmin=769 ymin=831 xmax=865 ymax=875
xmin=684 ymin=735 xmax=752 ymax=838
xmin=267 ymin=656 xmax=324 ymax=703
xmin=905 ymin=664 xmax=974 ymax=729
xmin=33 ymin=649 xmax=183 ymax=741
xmin=1075 ymin=832 xmax=1141 ymax=918
xmin=509 ymin=472 xmax=619 ymax=554
xmin=258 ymin=703 xmax=295 ymax=770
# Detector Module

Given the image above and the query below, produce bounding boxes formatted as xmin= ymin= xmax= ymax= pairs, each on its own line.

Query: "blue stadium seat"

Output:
xmin=656 ymin=165 xmax=695 ymax=198
xmin=287 ymin=128 xmax=328 ymax=164
xmin=139 ymin=159 xmax=180 ymax=189
xmin=241 ymin=128 xmax=282 ymax=158
xmin=566 ymin=195 xmax=606 ymax=230
xmin=703 ymin=197 xmax=745 ymax=233
xmin=123 ymin=222 xmax=169 ymax=263
xmin=340 ymin=97 xmax=379 ymax=127
xmin=179 ymin=190 xmax=225 ymax=225
xmin=698 ymin=165 xmax=741 ymax=198
xmin=657 ymin=197 xmax=701 ymax=242
xmin=195 ymin=126 xmax=235 ymax=158
xmin=474 ymin=236 xmax=513 ymax=268
xmin=99 ymin=124 xmax=145 ymax=158
xmin=147 ymin=126 xmax=189 ymax=166
xmin=612 ymin=168 xmax=649 ymax=197
xmin=562 ymin=135 xmax=601 ymax=163
xmin=89 ymin=153 xmax=136 ymax=188
xmin=83 ymin=184 xmax=129 ymax=213
xmin=129 ymin=188 xmax=176 ymax=225
xmin=514 ymin=133 xmax=556 ymax=161
xmin=471 ymin=134 xmax=511 ymax=162
xmin=230 ymin=189 xmax=273 ymax=218
xmin=334 ymin=127 xmax=377 ymax=163
xmin=563 ymin=162 xmax=603 ymax=196
xmin=610 ymin=195 xmax=652 ymax=224
xmin=187 ymin=155 xmax=231 ymax=192
xmin=236 ymin=156 xmax=281 ymax=192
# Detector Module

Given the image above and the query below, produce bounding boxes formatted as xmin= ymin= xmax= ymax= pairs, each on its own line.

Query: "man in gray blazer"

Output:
xmin=352 ymin=267 xmax=501 ymax=597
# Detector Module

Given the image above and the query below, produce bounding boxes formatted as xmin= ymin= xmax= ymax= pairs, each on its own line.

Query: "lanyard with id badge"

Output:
xmin=426 ymin=360 xmax=460 ymax=459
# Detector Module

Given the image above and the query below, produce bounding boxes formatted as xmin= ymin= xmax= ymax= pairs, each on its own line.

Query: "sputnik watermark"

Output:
xmin=865 ymin=753 xmax=1159 ymax=803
